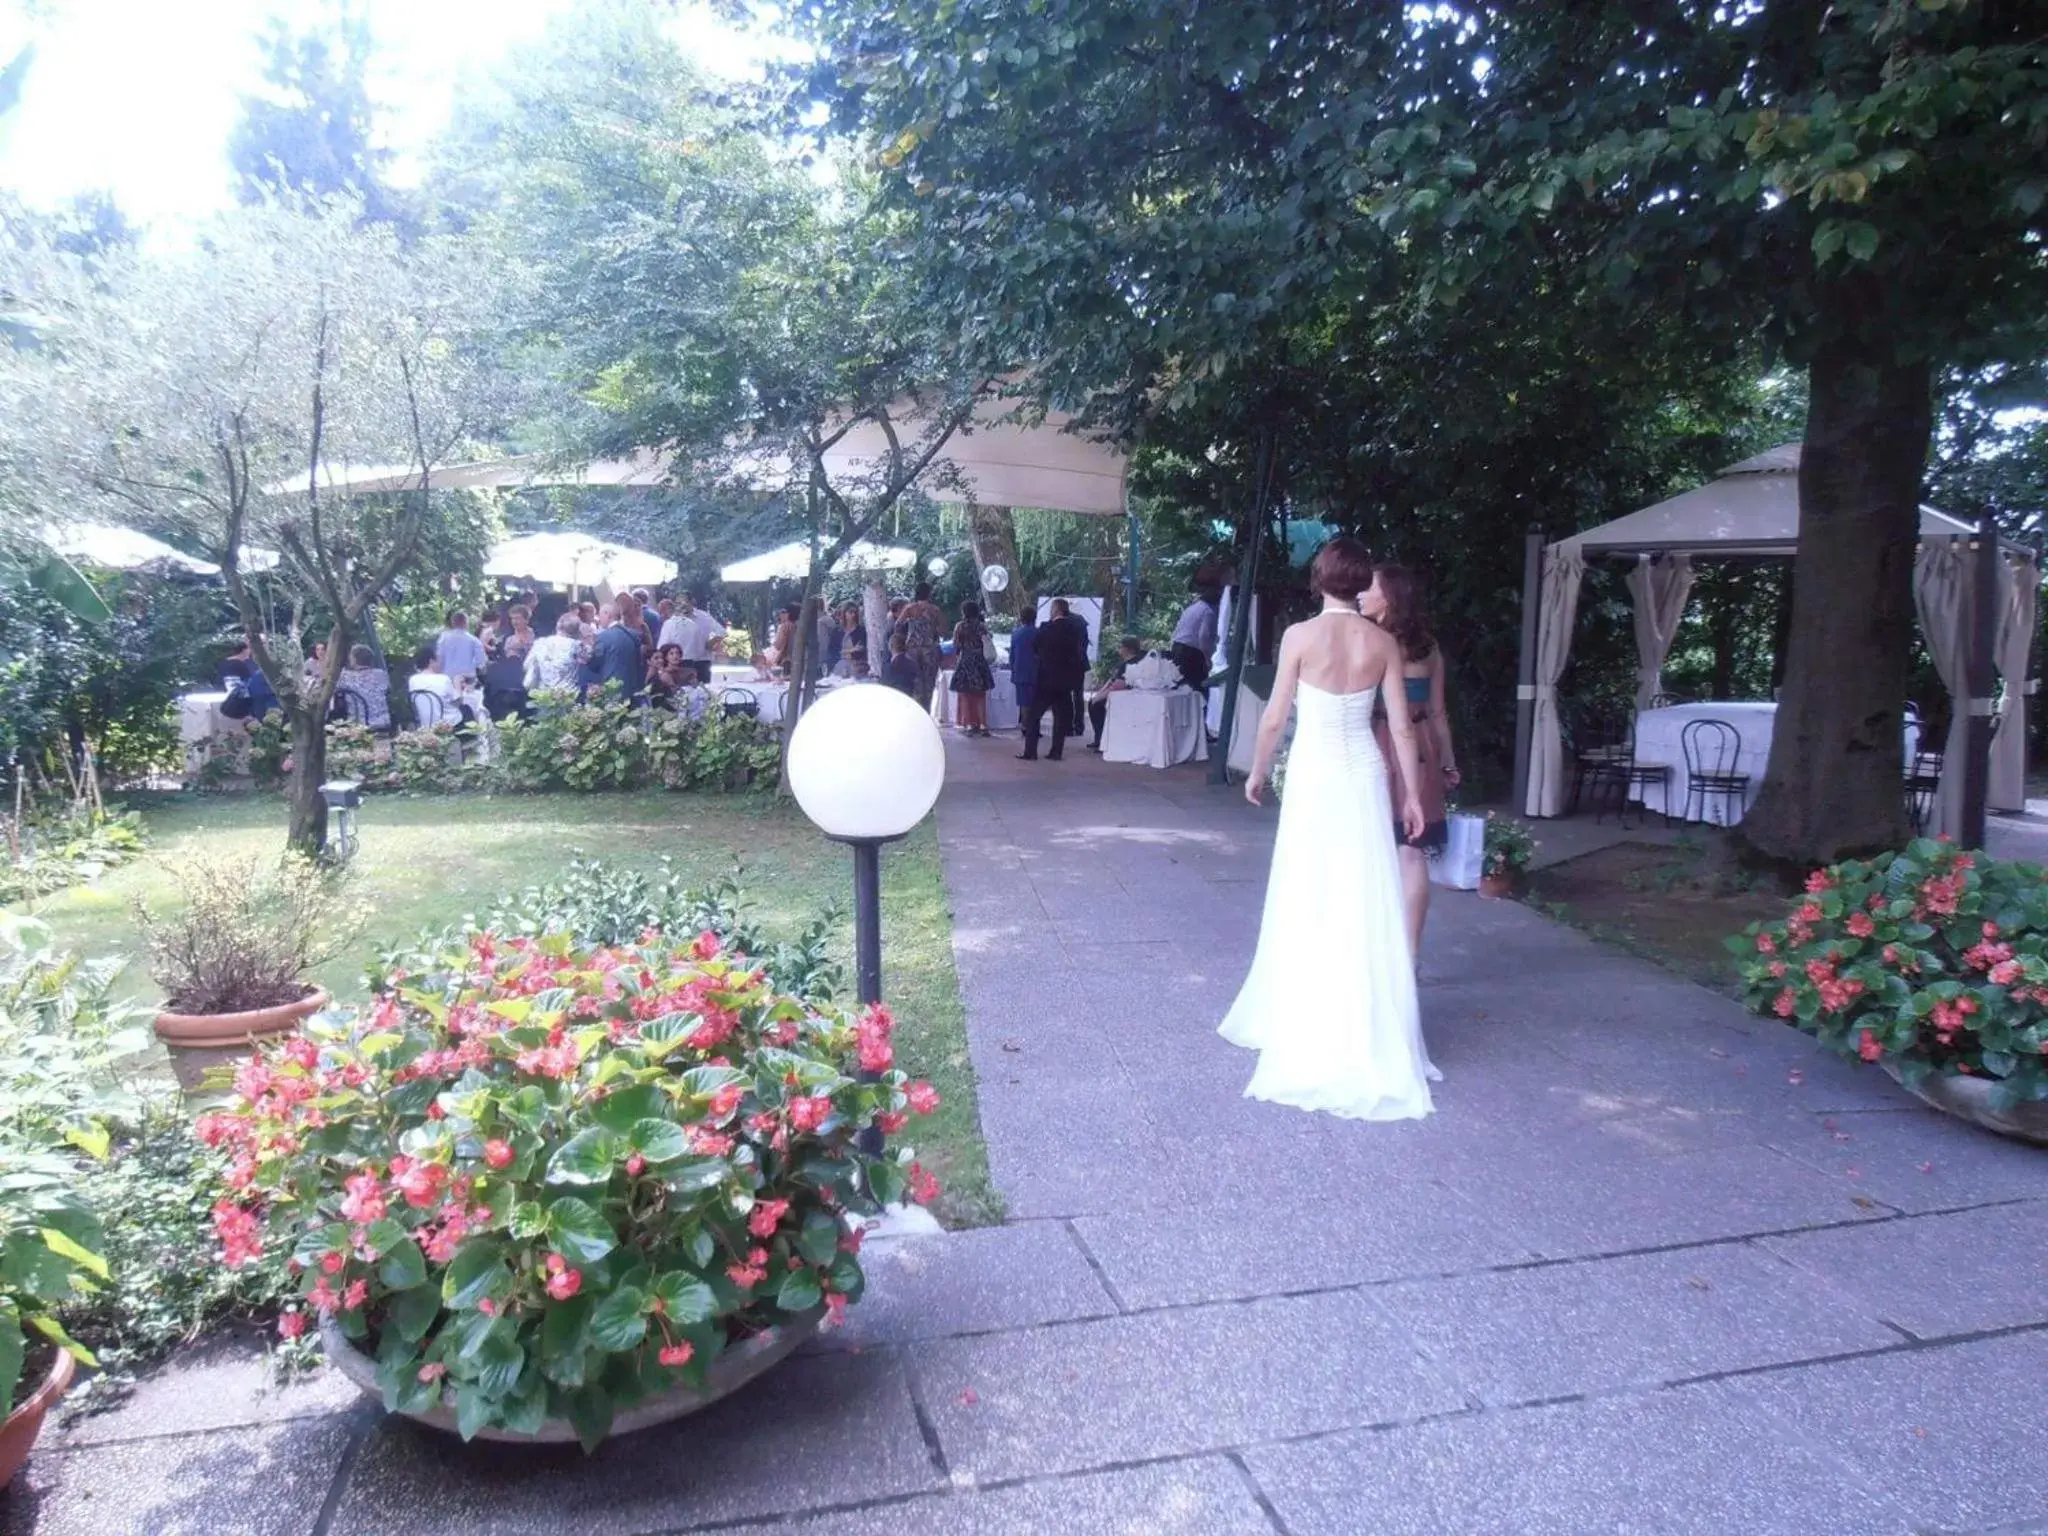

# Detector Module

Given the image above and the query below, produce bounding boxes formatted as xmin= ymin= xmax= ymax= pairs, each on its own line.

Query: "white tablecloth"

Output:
xmin=1101 ymin=689 xmax=1205 ymax=769
xmin=1630 ymin=702 xmax=1919 ymax=825
xmin=933 ymin=671 xmax=1020 ymax=732
xmin=178 ymin=691 xmax=231 ymax=744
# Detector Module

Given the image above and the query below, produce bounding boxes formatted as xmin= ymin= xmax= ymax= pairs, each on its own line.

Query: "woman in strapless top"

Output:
xmin=1362 ymin=563 xmax=1461 ymax=959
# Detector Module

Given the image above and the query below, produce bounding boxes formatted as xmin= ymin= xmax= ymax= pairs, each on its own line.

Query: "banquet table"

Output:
xmin=1101 ymin=688 xmax=1206 ymax=769
xmin=715 ymin=676 xmax=853 ymax=724
xmin=933 ymin=670 xmax=1020 ymax=732
xmin=1629 ymin=701 xmax=1919 ymax=826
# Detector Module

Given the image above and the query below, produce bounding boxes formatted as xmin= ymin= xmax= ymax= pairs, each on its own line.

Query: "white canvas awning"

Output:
xmin=483 ymin=531 xmax=677 ymax=590
xmin=299 ymin=398 xmax=1130 ymax=518
xmin=719 ymin=541 xmax=916 ymax=585
xmin=1560 ymin=445 xmax=1975 ymax=557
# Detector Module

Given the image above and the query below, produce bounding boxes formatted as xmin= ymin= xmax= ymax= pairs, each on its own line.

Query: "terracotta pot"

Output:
xmin=1 ymin=1344 xmax=76 ymax=1490
xmin=1478 ymin=872 xmax=1516 ymax=899
xmin=320 ymin=1310 xmax=822 ymax=1444
xmin=1881 ymin=1062 xmax=2048 ymax=1147
xmin=154 ymin=987 xmax=329 ymax=1050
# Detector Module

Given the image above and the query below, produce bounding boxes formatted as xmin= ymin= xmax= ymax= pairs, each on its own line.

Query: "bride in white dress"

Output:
xmin=1219 ymin=536 xmax=1440 ymax=1120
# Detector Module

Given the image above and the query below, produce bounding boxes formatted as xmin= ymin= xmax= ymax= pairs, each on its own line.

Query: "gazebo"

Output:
xmin=1511 ymin=444 xmax=2039 ymax=840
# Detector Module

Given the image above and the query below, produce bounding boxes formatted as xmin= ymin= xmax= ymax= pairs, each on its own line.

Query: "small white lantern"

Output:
xmin=926 ymin=556 xmax=950 ymax=580
xmin=787 ymin=683 xmax=945 ymax=843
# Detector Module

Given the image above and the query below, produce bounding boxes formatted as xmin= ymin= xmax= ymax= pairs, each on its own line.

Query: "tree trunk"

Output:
xmin=967 ymin=505 xmax=1022 ymax=616
xmin=862 ymin=579 xmax=890 ymax=672
xmin=1743 ymin=321 xmax=1931 ymax=868
xmin=285 ymin=706 xmax=330 ymax=858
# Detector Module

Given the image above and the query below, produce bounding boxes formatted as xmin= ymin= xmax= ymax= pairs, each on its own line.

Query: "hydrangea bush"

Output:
xmin=1730 ymin=840 xmax=2048 ymax=1105
xmin=201 ymin=928 xmax=939 ymax=1449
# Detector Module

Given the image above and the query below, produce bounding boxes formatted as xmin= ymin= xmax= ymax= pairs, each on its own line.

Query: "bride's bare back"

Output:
xmin=1288 ymin=607 xmax=1403 ymax=696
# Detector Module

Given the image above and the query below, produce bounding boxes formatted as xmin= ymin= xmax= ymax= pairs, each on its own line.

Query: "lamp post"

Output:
xmin=785 ymin=683 xmax=947 ymax=1010
xmin=319 ymin=779 xmax=363 ymax=865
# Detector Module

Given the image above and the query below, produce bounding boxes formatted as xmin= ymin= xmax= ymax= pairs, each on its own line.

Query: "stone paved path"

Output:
xmin=6 ymin=740 xmax=2048 ymax=1534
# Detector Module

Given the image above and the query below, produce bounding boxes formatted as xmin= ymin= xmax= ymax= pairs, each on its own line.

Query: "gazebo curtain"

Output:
xmin=1625 ymin=554 xmax=1695 ymax=711
xmin=1913 ymin=537 xmax=1972 ymax=840
xmin=1525 ymin=545 xmax=1586 ymax=817
xmin=1992 ymin=552 xmax=2039 ymax=814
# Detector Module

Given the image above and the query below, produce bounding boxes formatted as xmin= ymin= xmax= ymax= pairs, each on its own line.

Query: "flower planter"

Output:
xmin=319 ymin=1310 xmax=823 ymax=1444
xmin=1881 ymin=1062 xmax=2048 ymax=1147
xmin=0 ymin=1345 xmax=76 ymax=1490
xmin=155 ymin=988 xmax=328 ymax=1093
xmin=1478 ymin=872 xmax=1517 ymax=900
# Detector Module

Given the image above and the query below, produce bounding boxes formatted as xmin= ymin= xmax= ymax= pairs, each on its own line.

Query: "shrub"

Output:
xmin=1730 ymin=840 xmax=2048 ymax=1105
xmin=137 ymin=852 xmax=359 ymax=1014
xmin=390 ymin=723 xmax=477 ymax=794
xmin=369 ymin=860 xmax=844 ymax=1007
xmin=202 ymin=928 xmax=942 ymax=1449
xmin=0 ymin=806 xmax=146 ymax=907
xmin=0 ymin=917 xmax=130 ymax=1414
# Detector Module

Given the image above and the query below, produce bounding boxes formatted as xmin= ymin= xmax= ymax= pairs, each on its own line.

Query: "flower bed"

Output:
xmin=1730 ymin=840 xmax=2048 ymax=1110
xmin=200 ymin=928 xmax=940 ymax=1449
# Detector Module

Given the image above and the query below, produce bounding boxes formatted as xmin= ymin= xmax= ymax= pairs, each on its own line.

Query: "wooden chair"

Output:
xmin=1679 ymin=717 xmax=1749 ymax=826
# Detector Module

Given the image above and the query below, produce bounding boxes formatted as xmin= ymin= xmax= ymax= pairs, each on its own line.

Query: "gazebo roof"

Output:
xmin=1559 ymin=443 xmax=1977 ymax=557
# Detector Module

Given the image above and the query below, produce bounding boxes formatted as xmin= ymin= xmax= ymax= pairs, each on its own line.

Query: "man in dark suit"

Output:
xmin=1020 ymin=598 xmax=1085 ymax=761
xmin=1059 ymin=601 xmax=1092 ymax=738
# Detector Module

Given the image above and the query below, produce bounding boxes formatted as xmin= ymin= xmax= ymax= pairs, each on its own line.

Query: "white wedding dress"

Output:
xmin=1220 ymin=680 xmax=1439 ymax=1119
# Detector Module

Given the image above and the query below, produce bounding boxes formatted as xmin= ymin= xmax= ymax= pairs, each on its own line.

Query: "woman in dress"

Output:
xmin=950 ymin=601 xmax=995 ymax=735
xmin=1220 ymin=537 xmax=1439 ymax=1121
xmin=898 ymin=582 xmax=947 ymax=709
xmin=1362 ymin=563 xmax=1461 ymax=961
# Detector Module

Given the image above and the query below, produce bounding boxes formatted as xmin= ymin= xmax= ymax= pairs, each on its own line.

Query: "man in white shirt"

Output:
xmin=656 ymin=593 xmax=726 ymax=662
xmin=435 ymin=610 xmax=488 ymax=684
xmin=1170 ymin=585 xmax=1220 ymax=693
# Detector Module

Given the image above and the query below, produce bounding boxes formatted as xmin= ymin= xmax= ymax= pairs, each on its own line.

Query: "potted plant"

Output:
xmin=0 ymin=1151 xmax=108 ymax=1488
xmin=1480 ymin=813 xmax=1536 ymax=897
xmin=137 ymin=854 xmax=352 ymax=1070
xmin=201 ymin=926 xmax=943 ymax=1451
xmin=1730 ymin=840 xmax=2048 ymax=1144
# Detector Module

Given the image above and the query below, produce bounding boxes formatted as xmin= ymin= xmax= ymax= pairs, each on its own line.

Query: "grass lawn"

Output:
xmin=21 ymin=789 xmax=1003 ymax=1228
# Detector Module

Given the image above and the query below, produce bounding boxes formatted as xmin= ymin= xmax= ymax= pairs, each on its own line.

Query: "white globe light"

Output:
xmin=981 ymin=564 xmax=1010 ymax=593
xmin=926 ymin=556 xmax=949 ymax=579
xmin=786 ymin=684 xmax=946 ymax=841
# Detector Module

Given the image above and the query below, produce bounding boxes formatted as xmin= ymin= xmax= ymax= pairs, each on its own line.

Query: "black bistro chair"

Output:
xmin=1679 ymin=717 xmax=1750 ymax=826
xmin=1567 ymin=706 xmax=1631 ymax=817
xmin=719 ymin=686 xmax=759 ymax=720
xmin=1904 ymin=750 xmax=1943 ymax=835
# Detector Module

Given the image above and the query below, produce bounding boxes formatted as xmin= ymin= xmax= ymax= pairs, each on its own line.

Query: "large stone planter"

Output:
xmin=155 ymin=988 xmax=329 ymax=1093
xmin=319 ymin=1309 xmax=823 ymax=1444
xmin=1882 ymin=1062 xmax=2048 ymax=1147
xmin=0 ymin=1345 xmax=75 ymax=1490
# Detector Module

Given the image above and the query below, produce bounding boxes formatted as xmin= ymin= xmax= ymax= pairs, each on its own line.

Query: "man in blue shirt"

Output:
xmin=1009 ymin=603 xmax=1040 ymax=721
xmin=581 ymin=593 xmax=646 ymax=700
xmin=435 ymin=610 xmax=489 ymax=685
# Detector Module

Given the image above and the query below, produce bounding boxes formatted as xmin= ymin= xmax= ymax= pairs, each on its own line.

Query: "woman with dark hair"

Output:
xmin=1218 ymin=536 xmax=1438 ymax=1121
xmin=1362 ymin=563 xmax=1460 ymax=959
xmin=950 ymin=601 xmax=995 ymax=735
xmin=898 ymin=581 xmax=946 ymax=709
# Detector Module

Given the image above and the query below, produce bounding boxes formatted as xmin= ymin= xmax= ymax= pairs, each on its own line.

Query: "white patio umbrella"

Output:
xmin=483 ymin=531 xmax=677 ymax=592
xmin=43 ymin=521 xmax=219 ymax=575
xmin=719 ymin=540 xmax=917 ymax=585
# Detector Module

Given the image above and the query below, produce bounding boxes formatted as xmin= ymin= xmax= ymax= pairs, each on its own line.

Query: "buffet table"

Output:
xmin=1629 ymin=701 xmax=1919 ymax=825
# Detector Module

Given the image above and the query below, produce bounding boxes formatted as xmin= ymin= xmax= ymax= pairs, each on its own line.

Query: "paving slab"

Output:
xmin=55 ymin=1329 xmax=360 ymax=1447
xmin=324 ymin=1350 xmax=938 ymax=1534
xmin=1725 ymin=1332 xmax=2048 ymax=1531
xmin=816 ymin=1220 xmax=1120 ymax=1347
xmin=1242 ymin=1386 xmax=1912 ymax=1536
xmin=1760 ymin=1200 xmax=2048 ymax=1338
xmin=719 ymin=1458 xmax=1275 ymax=1535
xmin=1072 ymin=1182 xmax=1535 ymax=1310
xmin=909 ymin=1288 xmax=1466 ymax=1482
xmin=1 ymin=1412 xmax=360 ymax=1536
xmin=1373 ymin=1242 xmax=1898 ymax=1404
xmin=1759 ymin=1107 xmax=2048 ymax=1215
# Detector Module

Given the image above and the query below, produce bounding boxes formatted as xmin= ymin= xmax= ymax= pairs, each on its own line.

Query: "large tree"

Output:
xmin=773 ymin=0 xmax=2048 ymax=863
xmin=0 ymin=202 xmax=510 ymax=854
